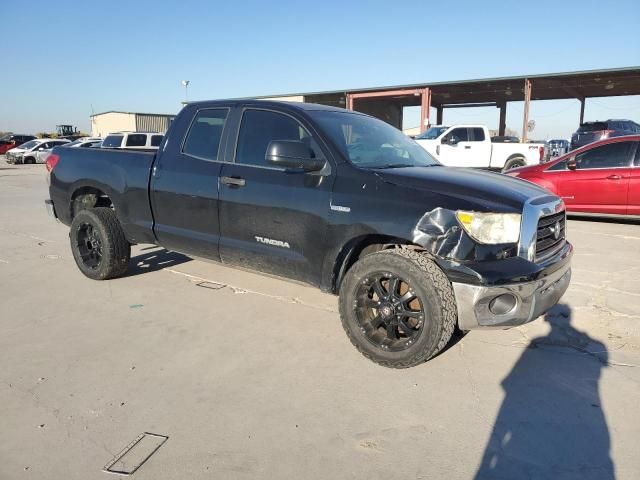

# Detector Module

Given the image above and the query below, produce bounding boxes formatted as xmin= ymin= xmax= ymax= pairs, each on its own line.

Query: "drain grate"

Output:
xmin=196 ymin=280 xmax=226 ymax=290
xmin=103 ymin=432 xmax=168 ymax=475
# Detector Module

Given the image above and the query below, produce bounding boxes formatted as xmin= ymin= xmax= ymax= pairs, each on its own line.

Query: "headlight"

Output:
xmin=456 ymin=211 xmax=521 ymax=244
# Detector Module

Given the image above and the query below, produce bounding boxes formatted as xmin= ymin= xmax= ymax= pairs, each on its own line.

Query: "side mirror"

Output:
xmin=265 ymin=140 xmax=324 ymax=172
xmin=567 ymin=158 xmax=577 ymax=170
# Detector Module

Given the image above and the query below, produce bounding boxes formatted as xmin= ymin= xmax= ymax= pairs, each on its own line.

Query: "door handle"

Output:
xmin=221 ymin=176 xmax=246 ymax=187
xmin=464 ymin=145 xmax=471 ymax=149
xmin=606 ymin=174 xmax=623 ymax=180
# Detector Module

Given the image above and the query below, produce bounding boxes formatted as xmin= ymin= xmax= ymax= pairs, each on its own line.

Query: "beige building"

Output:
xmin=90 ymin=111 xmax=176 ymax=137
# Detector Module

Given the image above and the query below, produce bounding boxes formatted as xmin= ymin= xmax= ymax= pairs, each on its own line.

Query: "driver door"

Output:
xmin=218 ymin=107 xmax=334 ymax=286
xmin=438 ymin=127 xmax=473 ymax=167
xmin=556 ymin=141 xmax=635 ymax=214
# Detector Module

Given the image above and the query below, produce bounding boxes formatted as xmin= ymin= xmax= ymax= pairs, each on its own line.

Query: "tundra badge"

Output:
xmin=255 ymin=236 xmax=290 ymax=249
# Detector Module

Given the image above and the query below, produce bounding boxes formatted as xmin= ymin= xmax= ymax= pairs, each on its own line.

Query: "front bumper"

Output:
xmin=452 ymin=251 xmax=572 ymax=330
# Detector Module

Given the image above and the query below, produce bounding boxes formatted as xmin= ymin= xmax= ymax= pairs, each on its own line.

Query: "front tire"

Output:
xmin=69 ymin=208 xmax=130 ymax=280
xmin=339 ymin=249 xmax=457 ymax=368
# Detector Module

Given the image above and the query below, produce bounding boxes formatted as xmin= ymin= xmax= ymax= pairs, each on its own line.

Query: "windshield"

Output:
xmin=19 ymin=140 xmax=39 ymax=150
xmin=415 ymin=126 xmax=448 ymax=140
xmin=310 ymin=111 xmax=439 ymax=169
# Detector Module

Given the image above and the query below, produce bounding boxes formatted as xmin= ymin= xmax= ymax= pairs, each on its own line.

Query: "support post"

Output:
xmin=436 ymin=105 xmax=443 ymax=125
xmin=498 ymin=102 xmax=507 ymax=136
xmin=346 ymin=93 xmax=354 ymax=111
xmin=579 ymin=97 xmax=585 ymax=125
xmin=420 ymin=87 xmax=431 ymax=133
xmin=521 ymin=79 xmax=532 ymax=142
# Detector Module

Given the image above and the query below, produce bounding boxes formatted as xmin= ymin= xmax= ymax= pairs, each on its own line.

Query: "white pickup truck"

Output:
xmin=415 ymin=125 xmax=544 ymax=171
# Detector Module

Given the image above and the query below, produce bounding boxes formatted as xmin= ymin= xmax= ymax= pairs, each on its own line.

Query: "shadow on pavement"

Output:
xmin=127 ymin=248 xmax=191 ymax=276
xmin=475 ymin=304 xmax=614 ymax=480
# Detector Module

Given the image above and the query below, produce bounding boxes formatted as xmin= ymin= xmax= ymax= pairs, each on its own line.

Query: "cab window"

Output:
xmin=126 ymin=134 xmax=147 ymax=147
xmin=235 ymin=109 xmax=314 ymax=168
xmin=182 ymin=109 xmax=228 ymax=161
xmin=445 ymin=128 xmax=469 ymax=143
xmin=574 ymin=142 xmax=634 ymax=169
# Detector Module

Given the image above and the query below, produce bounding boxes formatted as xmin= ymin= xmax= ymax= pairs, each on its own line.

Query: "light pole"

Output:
xmin=181 ymin=80 xmax=190 ymax=104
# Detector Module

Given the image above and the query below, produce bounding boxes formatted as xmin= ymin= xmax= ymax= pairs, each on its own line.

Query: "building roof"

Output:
xmin=90 ymin=110 xmax=176 ymax=118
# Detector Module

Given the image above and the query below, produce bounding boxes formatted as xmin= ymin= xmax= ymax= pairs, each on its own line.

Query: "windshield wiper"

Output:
xmin=372 ymin=164 xmax=417 ymax=169
xmin=372 ymin=163 xmax=438 ymax=169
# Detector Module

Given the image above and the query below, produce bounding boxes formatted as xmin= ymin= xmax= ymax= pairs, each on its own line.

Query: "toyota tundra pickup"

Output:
xmin=46 ymin=100 xmax=572 ymax=368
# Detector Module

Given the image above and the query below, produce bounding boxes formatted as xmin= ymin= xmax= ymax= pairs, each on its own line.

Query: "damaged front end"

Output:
xmin=412 ymin=207 xmax=518 ymax=263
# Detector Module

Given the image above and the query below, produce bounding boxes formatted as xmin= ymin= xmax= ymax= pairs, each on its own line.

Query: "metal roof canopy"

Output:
xmin=282 ymin=67 xmax=640 ymax=140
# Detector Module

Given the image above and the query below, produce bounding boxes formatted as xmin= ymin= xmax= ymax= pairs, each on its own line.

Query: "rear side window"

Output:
xmin=470 ymin=128 xmax=485 ymax=142
xmin=151 ymin=135 xmax=163 ymax=147
xmin=575 ymin=141 xmax=634 ymax=169
xmin=235 ymin=109 xmax=311 ymax=167
xmin=126 ymin=134 xmax=147 ymax=147
xmin=182 ymin=109 xmax=228 ymax=161
xmin=102 ymin=135 xmax=123 ymax=148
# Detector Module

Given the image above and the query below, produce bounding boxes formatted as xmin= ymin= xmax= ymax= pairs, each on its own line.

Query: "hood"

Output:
xmin=8 ymin=147 xmax=28 ymax=155
xmin=375 ymin=165 xmax=552 ymax=212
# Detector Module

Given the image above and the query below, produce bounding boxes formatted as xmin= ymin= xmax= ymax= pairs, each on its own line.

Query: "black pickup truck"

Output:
xmin=46 ymin=100 xmax=572 ymax=368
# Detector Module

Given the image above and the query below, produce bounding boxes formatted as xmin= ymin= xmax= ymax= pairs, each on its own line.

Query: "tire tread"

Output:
xmin=339 ymin=248 xmax=457 ymax=368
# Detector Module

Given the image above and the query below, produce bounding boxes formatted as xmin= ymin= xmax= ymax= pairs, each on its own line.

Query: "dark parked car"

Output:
xmin=46 ymin=100 xmax=572 ymax=368
xmin=0 ymin=134 xmax=36 ymax=155
xmin=571 ymin=119 xmax=640 ymax=150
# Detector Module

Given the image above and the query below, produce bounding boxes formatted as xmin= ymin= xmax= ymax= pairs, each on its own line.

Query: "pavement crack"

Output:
xmin=164 ymin=268 xmax=338 ymax=313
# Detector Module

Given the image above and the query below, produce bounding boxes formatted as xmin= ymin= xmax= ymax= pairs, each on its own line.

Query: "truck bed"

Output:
xmin=48 ymin=147 xmax=157 ymax=244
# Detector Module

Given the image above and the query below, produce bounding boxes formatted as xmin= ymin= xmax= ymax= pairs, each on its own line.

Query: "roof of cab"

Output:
xmin=185 ymin=99 xmax=352 ymax=113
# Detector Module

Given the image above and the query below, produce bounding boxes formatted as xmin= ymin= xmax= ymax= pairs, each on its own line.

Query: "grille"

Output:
xmin=535 ymin=211 xmax=566 ymax=261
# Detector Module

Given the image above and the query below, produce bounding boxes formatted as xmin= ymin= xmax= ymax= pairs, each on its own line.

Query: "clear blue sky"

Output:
xmin=2 ymin=0 xmax=638 ymax=138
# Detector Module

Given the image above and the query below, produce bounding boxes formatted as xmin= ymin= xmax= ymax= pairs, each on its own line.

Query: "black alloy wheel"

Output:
xmin=76 ymin=222 xmax=104 ymax=270
xmin=354 ymin=272 xmax=425 ymax=352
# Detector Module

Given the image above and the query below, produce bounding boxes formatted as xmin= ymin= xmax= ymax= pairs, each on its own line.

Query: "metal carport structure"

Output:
xmin=260 ymin=67 xmax=640 ymax=141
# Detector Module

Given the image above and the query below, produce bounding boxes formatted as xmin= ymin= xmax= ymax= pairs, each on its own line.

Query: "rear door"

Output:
xmin=217 ymin=107 xmax=333 ymax=286
xmin=469 ymin=127 xmax=492 ymax=167
xmin=150 ymin=107 xmax=230 ymax=258
xmin=554 ymin=141 xmax=635 ymax=214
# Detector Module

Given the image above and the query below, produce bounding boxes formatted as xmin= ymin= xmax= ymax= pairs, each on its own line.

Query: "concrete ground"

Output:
xmin=1 ymin=157 xmax=639 ymax=480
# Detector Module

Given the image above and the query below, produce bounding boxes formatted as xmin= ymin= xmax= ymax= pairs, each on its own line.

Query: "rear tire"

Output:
xmin=69 ymin=208 xmax=130 ymax=280
xmin=502 ymin=157 xmax=526 ymax=171
xmin=338 ymin=249 xmax=457 ymax=368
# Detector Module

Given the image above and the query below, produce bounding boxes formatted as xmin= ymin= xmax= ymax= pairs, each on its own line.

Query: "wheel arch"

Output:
xmin=330 ymin=234 xmax=425 ymax=294
xmin=70 ymin=185 xmax=115 ymax=219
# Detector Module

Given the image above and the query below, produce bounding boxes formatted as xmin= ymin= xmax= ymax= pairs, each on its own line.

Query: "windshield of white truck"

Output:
xmin=310 ymin=111 xmax=439 ymax=169
xmin=415 ymin=126 xmax=449 ymax=140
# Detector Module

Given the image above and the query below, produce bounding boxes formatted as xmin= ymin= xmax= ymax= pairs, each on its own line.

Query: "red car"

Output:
xmin=0 ymin=134 xmax=36 ymax=155
xmin=507 ymin=135 xmax=640 ymax=217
